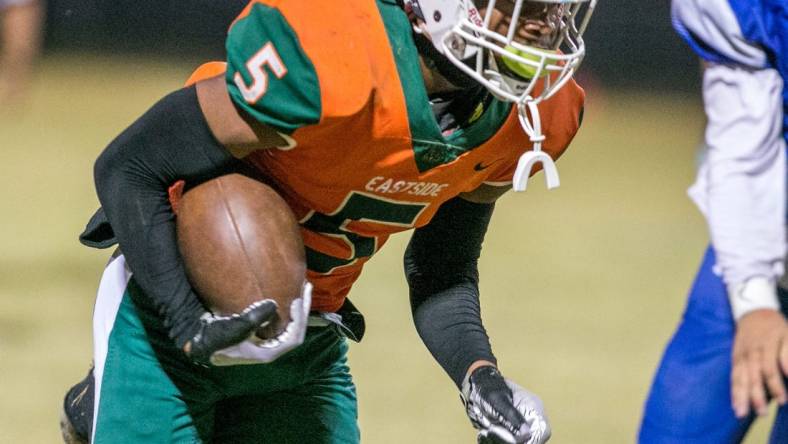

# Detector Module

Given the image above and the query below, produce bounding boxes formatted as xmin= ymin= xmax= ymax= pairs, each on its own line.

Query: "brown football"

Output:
xmin=176 ymin=173 xmax=306 ymax=338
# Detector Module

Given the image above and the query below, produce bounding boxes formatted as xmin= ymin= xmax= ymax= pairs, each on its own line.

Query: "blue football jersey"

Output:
xmin=672 ymin=0 xmax=788 ymax=135
xmin=639 ymin=6 xmax=788 ymax=442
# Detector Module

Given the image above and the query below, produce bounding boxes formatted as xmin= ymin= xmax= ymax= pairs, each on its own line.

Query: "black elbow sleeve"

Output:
xmin=94 ymin=85 xmax=238 ymax=348
xmin=94 ymin=86 xmax=236 ymax=195
xmin=405 ymin=197 xmax=497 ymax=387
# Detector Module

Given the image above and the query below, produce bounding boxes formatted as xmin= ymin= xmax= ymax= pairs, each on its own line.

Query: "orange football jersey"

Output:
xmin=188 ymin=0 xmax=584 ymax=312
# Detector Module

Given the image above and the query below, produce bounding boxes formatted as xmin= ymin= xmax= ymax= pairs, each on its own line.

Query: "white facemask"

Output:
xmin=404 ymin=0 xmax=597 ymax=191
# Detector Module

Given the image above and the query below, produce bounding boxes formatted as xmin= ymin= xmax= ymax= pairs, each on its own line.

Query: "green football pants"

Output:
xmin=91 ymin=255 xmax=359 ymax=443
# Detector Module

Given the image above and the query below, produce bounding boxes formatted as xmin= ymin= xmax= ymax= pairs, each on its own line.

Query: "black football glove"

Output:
xmin=462 ymin=366 xmax=551 ymax=444
xmin=183 ymin=300 xmax=278 ymax=366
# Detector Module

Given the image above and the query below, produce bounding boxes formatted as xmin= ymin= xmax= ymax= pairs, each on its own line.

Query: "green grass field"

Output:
xmin=0 ymin=55 xmax=776 ymax=443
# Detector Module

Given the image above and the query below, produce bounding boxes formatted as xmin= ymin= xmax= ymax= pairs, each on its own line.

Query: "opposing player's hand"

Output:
xmin=209 ymin=282 xmax=313 ymax=366
xmin=731 ymin=308 xmax=788 ymax=418
xmin=462 ymin=366 xmax=550 ymax=444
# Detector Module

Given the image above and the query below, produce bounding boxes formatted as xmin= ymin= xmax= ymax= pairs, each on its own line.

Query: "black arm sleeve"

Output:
xmin=94 ymin=85 xmax=240 ymax=349
xmin=404 ymin=197 xmax=497 ymax=388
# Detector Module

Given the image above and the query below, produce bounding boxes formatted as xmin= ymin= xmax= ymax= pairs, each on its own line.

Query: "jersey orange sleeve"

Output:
xmin=184 ymin=62 xmax=227 ymax=87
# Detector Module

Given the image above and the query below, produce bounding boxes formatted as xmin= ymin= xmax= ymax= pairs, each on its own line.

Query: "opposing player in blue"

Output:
xmin=639 ymin=1 xmax=788 ymax=442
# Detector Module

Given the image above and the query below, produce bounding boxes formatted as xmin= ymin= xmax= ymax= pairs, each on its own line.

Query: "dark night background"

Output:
xmin=41 ymin=1 xmax=699 ymax=92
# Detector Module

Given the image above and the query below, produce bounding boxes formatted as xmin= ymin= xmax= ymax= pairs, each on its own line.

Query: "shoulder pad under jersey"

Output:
xmin=226 ymin=0 xmax=380 ymax=135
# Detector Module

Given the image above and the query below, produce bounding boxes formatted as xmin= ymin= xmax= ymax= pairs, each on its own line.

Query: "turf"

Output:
xmin=0 ymin=54 xmax=775 ymax=443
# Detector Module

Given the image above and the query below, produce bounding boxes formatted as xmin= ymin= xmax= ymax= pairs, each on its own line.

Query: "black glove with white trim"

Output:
xmin=462 ymin=366 xmax=551 ymax=444
xmin=184 ymin=299 xmax=279 ymax=366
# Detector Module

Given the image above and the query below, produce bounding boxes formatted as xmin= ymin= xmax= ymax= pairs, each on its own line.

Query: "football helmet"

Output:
xmin=403 ymin=0 xmax=597 ymax=191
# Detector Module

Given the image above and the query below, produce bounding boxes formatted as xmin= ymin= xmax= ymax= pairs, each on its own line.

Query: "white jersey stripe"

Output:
xmin=91 ymin=254 xmax=133 ymax=443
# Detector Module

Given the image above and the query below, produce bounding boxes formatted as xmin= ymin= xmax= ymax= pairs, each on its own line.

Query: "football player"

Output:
xmin=0 ymin=0 xmax=42 ymax=106
xmin=60 ymin=1 xmax=596 ymax=443
xmin=639 ymin=0 xmax=788 ymax=442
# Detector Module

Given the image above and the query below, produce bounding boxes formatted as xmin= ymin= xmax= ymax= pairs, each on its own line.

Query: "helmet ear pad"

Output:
xmin=412 ymin=32 xmax=481 ymax=90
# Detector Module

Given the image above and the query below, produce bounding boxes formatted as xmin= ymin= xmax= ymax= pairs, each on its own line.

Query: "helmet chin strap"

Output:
xmin=512 ymin=101 xmax=560 ymax=192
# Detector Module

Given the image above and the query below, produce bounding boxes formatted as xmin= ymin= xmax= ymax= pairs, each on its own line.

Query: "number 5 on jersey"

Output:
xmin=234 ymin=42 xmax=287 ymax=104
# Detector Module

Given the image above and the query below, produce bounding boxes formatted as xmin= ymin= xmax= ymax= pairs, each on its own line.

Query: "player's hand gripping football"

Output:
xmin=731 ymin=308 xmax=788 ymax=418
xmin=185 ymin=282 xmax=313 ymax=366
xmin=462 ymin=366 xmax=551 ymax=444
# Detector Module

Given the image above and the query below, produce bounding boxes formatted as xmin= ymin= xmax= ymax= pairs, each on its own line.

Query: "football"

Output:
xmin=176 ymin=173 xmax=306 ymax=338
